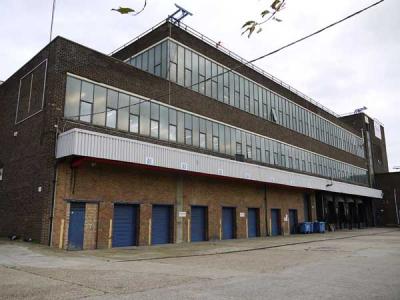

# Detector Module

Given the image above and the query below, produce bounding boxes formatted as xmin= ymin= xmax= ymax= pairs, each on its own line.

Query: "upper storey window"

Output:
xmin=63 ymin=74 xmax=368 ymax=186
xmin=127 ymin=39 xmax=365 ymax=158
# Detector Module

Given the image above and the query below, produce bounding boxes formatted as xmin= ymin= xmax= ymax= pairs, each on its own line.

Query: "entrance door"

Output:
xmin=113 ymin=204 xmax=138 ymax=247
xmin=68 ymin=202 xmax=85 ymax=250
xmin=248 ymin=208 xmax=258 ymax=238
xmin=191 ymin=206 xmax=207 ymax=242
xmin=271 ymin=209 xmax=281 ymax=236
xmin=222 ymin=207 xmax=236 ymax=239
xmin=152 ymin=205 xmax=172 ymax=245
xmin=289 ymin=209 xmax=298 ymax=234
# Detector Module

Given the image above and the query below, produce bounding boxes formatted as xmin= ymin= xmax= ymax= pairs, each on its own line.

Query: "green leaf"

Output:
xmin=261 ymin=9 xmax=270 ymax=18
xmin=257 ymin=27 xmax=263 ymax=33
xmin=242 ymin=20 xmax=256 ymax=29
xmin=273 ymin=17 xmax=282 ymax=22
xmin=111 ymin=7 xmax=135 ymax=14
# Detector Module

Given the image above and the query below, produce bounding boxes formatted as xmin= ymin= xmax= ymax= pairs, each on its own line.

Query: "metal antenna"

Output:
xmin=168 ymin=4 xmax=193 ymax=25
xmin=49 ymin=0 xmax=57 ymax=42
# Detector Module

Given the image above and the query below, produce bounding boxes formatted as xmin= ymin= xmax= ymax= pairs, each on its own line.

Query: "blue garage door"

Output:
xmin=222 ymin=207 xmax=235 ymax=240
xmin=271 ymin=209 xmax=281 ymax=236
xmin=248 ymin=208 xmax=258 ymax=238
xmin=68 ymin=202 xmax=85 ymax=250
xmin=152 ymin=205 xmax=172 ymax=245
xmin=191 ymin=206 xmax=207 ymax=242
xmin=113 ymin=204 xmax=138 ymax=247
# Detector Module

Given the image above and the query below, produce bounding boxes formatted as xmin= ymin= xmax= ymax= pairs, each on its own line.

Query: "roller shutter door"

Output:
xmin=152 ymin=205 xmax=172 ymax=245
xmin=271 ymin=209 xmax=281 ymax=236
xmin=112 ymin=204 xmax=138 ymax=247
xmin=222 ymin=207 xmax=235 ymax=240
xmin=248 ymin=208 xmax=258 ymax=238
xmin=191 ymin=206 xmax=207 ymax=242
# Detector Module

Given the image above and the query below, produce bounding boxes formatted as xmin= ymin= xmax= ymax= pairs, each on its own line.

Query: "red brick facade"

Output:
xmin=51 ymin=160 xmax=313 ymax=250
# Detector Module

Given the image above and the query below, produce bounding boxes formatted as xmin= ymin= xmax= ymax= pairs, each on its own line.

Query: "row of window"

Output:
xmin=64 ymin=75 xmax=368 ymax=185
xmin=128 ymin=39 xmax=365 ymax=158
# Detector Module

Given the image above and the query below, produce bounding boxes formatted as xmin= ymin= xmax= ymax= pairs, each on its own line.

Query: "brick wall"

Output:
xmin=0 ymin=32 xmax=367 ymax=246
xmin=52 ymin=159 xmax=312 ymax=249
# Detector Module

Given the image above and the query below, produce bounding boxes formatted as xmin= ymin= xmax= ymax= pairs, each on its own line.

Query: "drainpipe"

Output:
xmin=264 ymin=184 xmax=268 ymax=236
xmin=48 ymin=125 xmax=59 ymax=246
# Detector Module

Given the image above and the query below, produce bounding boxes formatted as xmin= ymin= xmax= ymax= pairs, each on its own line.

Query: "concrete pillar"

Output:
xmin=175 ymin=176 xmax=184 ymax=243
xmin=310 ymin=193 xmax=317 ymax=222
xmin=83 ymin=202 xmax=98 ymax=250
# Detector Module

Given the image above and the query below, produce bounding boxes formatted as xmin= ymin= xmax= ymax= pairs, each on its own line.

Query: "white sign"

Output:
xmin=284 ymin=214 xmax=288 ymax=222
xmin=178 ymin=211 xmax=187 ymax=218
xmin=240 ymin=212 xmax=245 ymax=218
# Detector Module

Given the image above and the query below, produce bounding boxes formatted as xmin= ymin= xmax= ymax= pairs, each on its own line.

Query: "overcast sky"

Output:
xmin=1 ymin=0 xmax=398 ymax=171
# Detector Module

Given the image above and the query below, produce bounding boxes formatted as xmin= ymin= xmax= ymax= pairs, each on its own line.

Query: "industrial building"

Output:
xmin=0 ymin=18 xmax=388 ymax=250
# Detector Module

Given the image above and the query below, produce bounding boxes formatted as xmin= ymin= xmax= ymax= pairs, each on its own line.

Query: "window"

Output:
xmin=213 ymin=136 xmax=219 ymax=152
xmin=256 ymin=148 xmax=261 ymax=161
xmin=246 ymin=145 xmax=252 ymax=159
xmin=264 ymin=150 xmax=270 ymax=164
xmin=129 ymin=115 xmax=139 ymax=133
xmin=200 ymin=132 xmax=206 ymax=148
xmin=236 ymin=142 xmax=242 ymax=155
xmin=271 ymin=108 xmax=278 ymax=123
xmin=80 ymin=101 xmax=92 ymax=123
xmin=0 ymin=168 xmax=3 ymax=181
xmin=169 ymin=124 xmax=177 ymax=141
xmin=185 ymin=129 xmax=192 ymax=145
xmin=151 ymin=120 xmax=159 ymax=138
xmin=106 ymin=90 xmax=118 ymax=128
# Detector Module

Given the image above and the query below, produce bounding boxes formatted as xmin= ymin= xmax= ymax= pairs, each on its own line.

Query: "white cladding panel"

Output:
xmin=56 ymin=129 xmax=383 ymax=199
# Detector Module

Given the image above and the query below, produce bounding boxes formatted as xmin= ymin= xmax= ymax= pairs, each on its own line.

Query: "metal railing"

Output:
xmin=110 ymin=19 xmax=341 ymax=118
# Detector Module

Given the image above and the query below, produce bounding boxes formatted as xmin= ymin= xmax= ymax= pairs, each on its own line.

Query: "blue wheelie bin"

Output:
xmin=309 ymin=222 xmax=314 ymax=233
xmin=299 ymin=222 xmax=311 ymax=234
xmin=313 ymin=221 xmax=326 ymax=233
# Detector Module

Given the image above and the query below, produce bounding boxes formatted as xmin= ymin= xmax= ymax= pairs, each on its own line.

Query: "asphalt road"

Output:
xmin=1 ymin=229 xmax=399 ymax=299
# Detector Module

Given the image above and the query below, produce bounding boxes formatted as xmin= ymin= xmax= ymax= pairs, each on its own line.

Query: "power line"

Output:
xmin=67 ymin=0 xmax=384 ymax=119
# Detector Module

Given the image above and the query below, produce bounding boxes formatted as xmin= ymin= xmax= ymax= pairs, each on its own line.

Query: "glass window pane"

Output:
xmin=169 ymin=124 xmax=177 ymax=141
xmin=81 ymin=81 xmax=93 ymax=103
xmin=64 ymin=76 xmax=81 ymax=119
xmin=213 ymin=136 xmax=219 ymax=152
xmin=177 ymin=46 xmax=184 ymax=85
xmin=200 ymin=132 xmax=206 ymax=149
xmin=129 ymin=114 xmax=139 ymax=133
xmin=177 ymin=111 xmax=184 ymax=144
xmin=107 ymin=90 xmax=118 ymax=109
xmin=149 ymin=48 xmax=154 ymax=74
xmin=151 ymin=120 xmax=159 ymax=138
xmin=169 ymin=41 xmax=177 ymax=63
xmin=192 ymin=116 xmax=199 ymax=147
xmin=185 ymin=129 xmax=192 ymax=145
xmin=80 ymin=101 xmax=92 ymax=123
xmin=106 ymin=108 xmax=116 ymax=128
xmin=160 ymin=105 xmax=169 ymax=141
xmin=118 ymin=107 xmax=129 ymax=131
xmin=139 ymin=101 xmax=150 ymax=135
xmin=151 ymin=103 xmax=159 ymax=120
xmin=93 ymin=85 xmax=106 ymax=126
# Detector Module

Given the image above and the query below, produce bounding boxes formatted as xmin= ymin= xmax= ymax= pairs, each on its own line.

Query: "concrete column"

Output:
xmin=175 ymin=176 xmax=184 ymax=243
xmin=83 ymin=203 xmax=98 ymax=250
xmin=310 ymin=193 xmax=317 ymax=222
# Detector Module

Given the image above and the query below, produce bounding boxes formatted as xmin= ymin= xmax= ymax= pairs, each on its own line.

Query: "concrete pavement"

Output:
xmin=1 ymin=228 xmax=399 ymax=299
